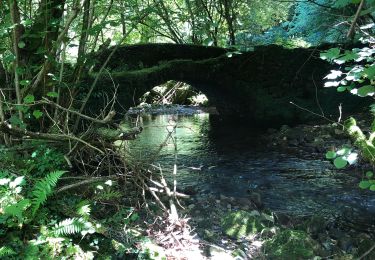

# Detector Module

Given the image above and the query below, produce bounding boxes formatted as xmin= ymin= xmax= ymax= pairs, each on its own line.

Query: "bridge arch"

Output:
xmin=91 ymin=44 xmax=362 ymax=125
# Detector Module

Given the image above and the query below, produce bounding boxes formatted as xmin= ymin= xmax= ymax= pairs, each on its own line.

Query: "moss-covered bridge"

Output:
xmin=92 ymin=43 xmax=361 ymax=125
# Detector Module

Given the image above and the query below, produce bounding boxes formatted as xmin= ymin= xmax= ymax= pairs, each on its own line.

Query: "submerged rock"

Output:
xmin=248 ymin=192 xmax=263 ymax=209
xmin=304 ymin=215 xmax=327 ymax=237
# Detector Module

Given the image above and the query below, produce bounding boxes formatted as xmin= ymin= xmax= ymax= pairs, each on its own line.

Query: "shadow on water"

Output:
xmin=124 ymin=113 xmax=375 ymax=220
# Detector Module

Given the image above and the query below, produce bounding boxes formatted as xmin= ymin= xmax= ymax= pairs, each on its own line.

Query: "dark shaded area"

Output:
xmin=91 ymin=43 xmax=367 ymax=126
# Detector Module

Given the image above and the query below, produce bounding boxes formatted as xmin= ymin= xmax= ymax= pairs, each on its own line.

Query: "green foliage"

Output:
xmin=325 ymin=146 xmax=357 ymax=169
xmin=264 ymin=229 xmax=318 ymax=259
xmin=359 ymin=171 xmax=375 ymax=190
xmin=25 ymin=144 xmax=66 ymax=176
xmin=53 ymin=218 xmax=89 ymax=236
xmin=321 ymin=24 xmax=375 ymax=190
xmin=31 ymin=171 xmax=65 ymax=215
xmin=0 ymin=170 xmax=101 ymax=258
xmin=0 ymin=246 xmax=16 ymax=257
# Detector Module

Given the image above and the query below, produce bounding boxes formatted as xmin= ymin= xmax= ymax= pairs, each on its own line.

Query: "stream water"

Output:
xmin=125 ymin=113 xmax=375 ymax=223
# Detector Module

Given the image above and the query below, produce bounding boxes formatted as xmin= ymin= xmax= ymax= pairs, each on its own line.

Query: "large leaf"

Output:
xmin=357 ymin=85 xmax=375 ymax=97
xmin=333 ymin=157 xmax=347 ymax=169
xmin=325 ymin=151 xmax=336 ymax=159
xmin=23 ymin=94 xmax=35 ymax=104
xmin=17 ymin=41 xmax=25 ymax=48
xmin=359 ymin=180 xmax=371 ymax=189
xmin=324 ymin=70 xmax=342 ymax=80
xmin=46 ymin=91 xmax=58 ymax=98
xmin=363 ymin=65 xmax=375 ymax=79
xmin=366 ymin=171 xmax=374 ymax=178
xmin=32 ymin=110 xmax=43 ymax=119
xmin=320 ymin=48 xmax=341 ymax=61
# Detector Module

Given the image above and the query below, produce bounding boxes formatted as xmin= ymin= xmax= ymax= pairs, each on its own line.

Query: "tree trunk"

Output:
xmin=8 ymin=0 xmax=23 ymax=120
xmin=74 ymin=0 xmax=92 ymax=82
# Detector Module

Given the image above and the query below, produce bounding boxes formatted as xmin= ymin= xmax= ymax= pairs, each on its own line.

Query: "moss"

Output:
xmin=264 ymin=229 xmax=319 ymax=259
xmin=345 ymin=117 xmax=375 ymax=164
xmin=221 ymin=210 xmax=266 ymax=239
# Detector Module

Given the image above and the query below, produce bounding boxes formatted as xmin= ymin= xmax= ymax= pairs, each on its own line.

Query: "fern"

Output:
xmin=94 ymin=190 xmax=122 ymax=201
xmin=76 ymin=200 xmax=91 ymax=217
xmin=0 ymin=246 xmax=15 ymax=257
xmin=53 ymin=218 xmax=86 ymax=236
xmin=31 ymin=171 xmax=65 ymax=215
xmin=4 ymin=199 xmax=30 ymax=221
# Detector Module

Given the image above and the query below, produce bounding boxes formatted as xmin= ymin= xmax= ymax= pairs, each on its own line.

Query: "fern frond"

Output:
xmin=76 ymin=200 xmax=91 ymax=217
xmin=94 ymin=190 xmax=122 ymax=201
xmin=0 ymin=246 xmax=16 ymax=257
xmin=31 ymin=171 xmax=65 ymax=215
xmin=53 ymin=218 xmax=86 ymax=236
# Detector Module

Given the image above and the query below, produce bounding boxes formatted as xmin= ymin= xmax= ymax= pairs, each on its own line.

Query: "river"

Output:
xmin=124 ymin=113 xmax=375 ymax=223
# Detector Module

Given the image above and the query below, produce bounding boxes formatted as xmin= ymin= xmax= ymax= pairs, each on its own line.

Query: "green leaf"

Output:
xmin=359 ymin=180 xmax=371 ymax=189
xmin=46 ymin=91 xmax=58 ymax=98
xmin=15 ymin=104 xmax=28 ymax=112
xmin=325 ymin=151 xmax=336 ymax=159
xmin=130 ymin=212 xmax=139 ymax=222
xmin=337 ymin=86 xmax=347 ymax=92
xmin=23 ymin=19 xmax=33 ymax=26
xmin=9 ymin=115 xmax=25 ymax=128
xmin=333 ymin=157 xmax=347 ymax=169
xmin=32 ymin=110 xmax=43 ymax=119
xmin=320 ymin=48 xmax=340 ymax=61
xmin=366 ymin=171 xmax=374 ymax=179
xmin=23 ymin=94 xmax=35 ymax=104
xmin=336 ymin=51 xmax=359 ymax=63
xmin=370 ymin=184 xmax=375 ymax=191
xmin=363 ymin=65 xmax=375 ymax=79
xmin=19 ymin=80 xmax=31 ymax=86
xmin=18 ymin=41 xmax=25 ymax=48
xmin=4 ymin=53 xmax=15 ymax=63
xmin=357 ymin=85 xmax=375 ymax=97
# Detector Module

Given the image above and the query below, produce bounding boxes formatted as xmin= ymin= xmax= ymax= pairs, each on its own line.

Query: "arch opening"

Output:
xmin=139 ymin=80 xmax=209 ymax=107
xmin=126 ymin=80 xmax=220 ymax=116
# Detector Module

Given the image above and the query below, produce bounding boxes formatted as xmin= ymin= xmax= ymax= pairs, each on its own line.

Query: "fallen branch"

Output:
xmin=93 ymin=126 xmax=143 ymax=141
xmin=56 ymin=176 xmax=118 ymax=193
xmin=358 ymin=243 xmax=375 ymax=260
xmin=0 ymin=122 xmax=104 ymax=154
xmin=41 ymin=98 xmax=116 ymax=125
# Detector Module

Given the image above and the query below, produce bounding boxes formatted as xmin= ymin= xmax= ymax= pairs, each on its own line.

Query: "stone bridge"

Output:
xmin=91 ymin=43 xmax=362 ymax=125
